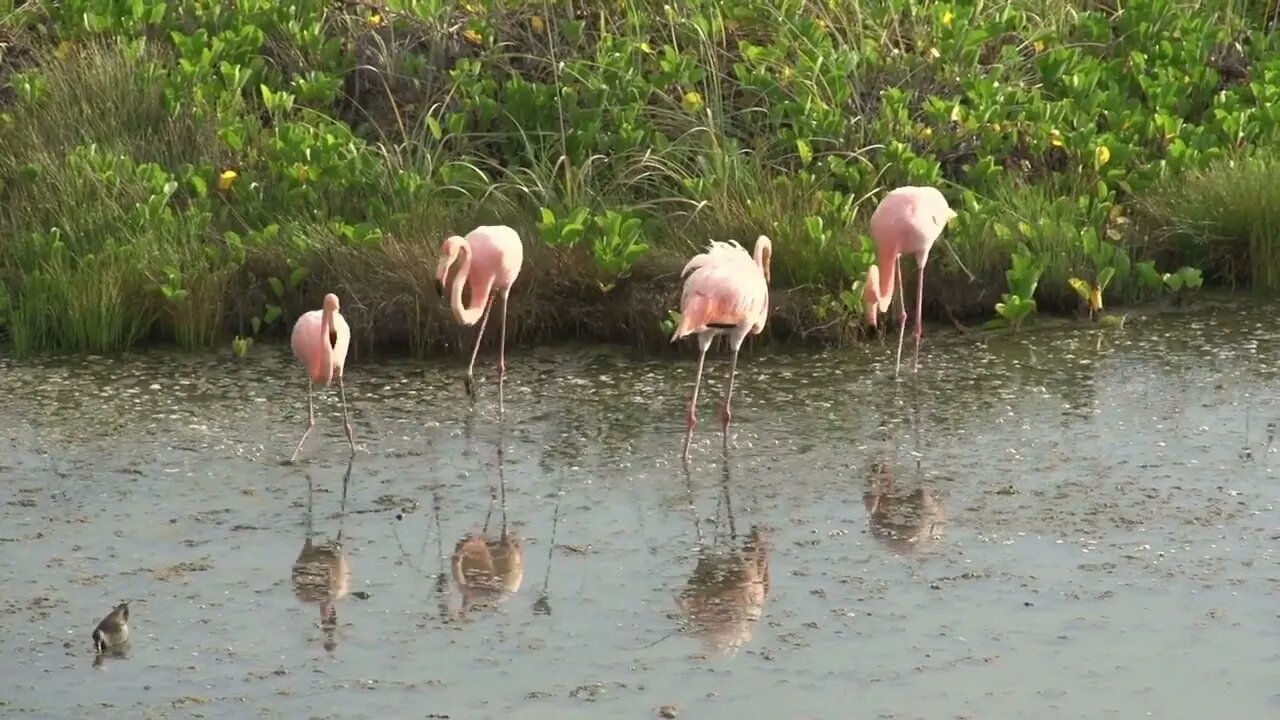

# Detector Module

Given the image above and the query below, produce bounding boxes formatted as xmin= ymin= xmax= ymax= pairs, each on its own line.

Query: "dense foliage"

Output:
xmin=0 ymin=0 xmax=1276 ymax=356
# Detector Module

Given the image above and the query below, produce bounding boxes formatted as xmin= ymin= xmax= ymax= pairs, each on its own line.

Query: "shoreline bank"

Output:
xmin=1 ymin=283 xmax=1249 ymax=363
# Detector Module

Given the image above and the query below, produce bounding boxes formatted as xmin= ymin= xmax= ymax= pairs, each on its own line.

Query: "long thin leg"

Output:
xmin=483 ymin=483 xmax=496 ymax=534
xmin=682 ymin=335 xmax=713 ymax=461
xmin=465 ymin=297 xmax=495 ymax=399
xmin=338 ymin=457 xmax=353 ymax=544
xmin=338 ymin=373 xmax=355 ymax=457
xmin=894 ymin=255 xmax=908 ymax=377
xmin=720 ymin=344 xmax=742 ymax=434
xmin=498 ymin=290 xmax=509 ymax=415
xmin=912 ymin=258 xmax=928 ymax=373
xmin=289 ymin=381 xmax=316 ymax=464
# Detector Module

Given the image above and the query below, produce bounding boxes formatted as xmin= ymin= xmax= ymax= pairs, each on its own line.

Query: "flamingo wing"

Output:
xmin=672 ymin=257 xmax=768 ymax=340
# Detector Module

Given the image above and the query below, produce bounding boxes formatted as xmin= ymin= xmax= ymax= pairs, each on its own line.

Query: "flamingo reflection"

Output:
xmin=291 ymin=458 xmax=353 ymax=652
xmin=451 ymin=423 xmax=523 ymax=613
xmin=675 ymin=452 xmax=770 ymax=654
xmin=862 ymin=457 xmax=946 ymax=554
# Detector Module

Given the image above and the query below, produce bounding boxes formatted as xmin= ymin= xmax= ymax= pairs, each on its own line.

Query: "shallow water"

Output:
xmin=2 ymin=304 xmax=1278 ymax=719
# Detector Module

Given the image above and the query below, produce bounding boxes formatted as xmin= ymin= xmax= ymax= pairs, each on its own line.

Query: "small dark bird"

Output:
xmin=92 ymin=602 xmax=130 ymax=654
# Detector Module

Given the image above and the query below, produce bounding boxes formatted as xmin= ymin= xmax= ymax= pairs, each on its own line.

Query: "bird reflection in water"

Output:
xmin=862 ymin=457 xmax=947 ymax=554
xmin=675 ymin=452 xmax=770 ymax=654
xmin=450 ymin=424 xmax=523 ymax=614
xmin=530 ymin=495 xmax=560 ymax=616
xmin=291 ymin=458 xmax=354 ymax=652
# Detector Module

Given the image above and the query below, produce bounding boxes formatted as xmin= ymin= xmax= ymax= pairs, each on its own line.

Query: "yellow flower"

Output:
xmin=1048 ymin=129 xmax=1064 ymax=147
xmin=1033 ymin=40 xmax=1045 ymax=53
xmin=638 ymin=42 xmax=655 ymax=55
xmin=920 ymin=126 xmax=934 ymax=140
xmin=682 ymin=91 xmax=704 ymax=114
xmin=1094 ymin=144 xmax=1112 ymax=168
xmin=217 ymin=169 xmax=238 ymax=191
xmin=942 ymin=10 xmax=955 ymax=27
xmin=530 ymin=15 xmax=545 ymax=33
xmin=367 ymin=13 xmax=384 ymax=28
xmin=462 ymin=29 xmax=483 ymax=45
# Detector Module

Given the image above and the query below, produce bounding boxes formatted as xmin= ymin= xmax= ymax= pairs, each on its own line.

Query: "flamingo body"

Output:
xmin=862 ymin=186 xmax=957 ymax=374
xmin=437 ymin=225 xmax=525 ymax=406
xmin=672 ymin=236 xmax=772 ymax=458
xmin=291 ymin=304 xmax=350 ymax=385
xmin=672 ymin=240 xmax=770 ymax=340
xmin=287 ymin=293 xmax=355 ymax=463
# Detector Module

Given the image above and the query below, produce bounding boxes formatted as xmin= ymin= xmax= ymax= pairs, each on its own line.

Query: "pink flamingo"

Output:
xmin=862 ymin=186 xmax=958 ymax=375
xmin=435 ymin=225 xmax=525 ymax=407
xmin=670 ymin=236 xmax=772 ymax=459
xmin=288 ymin=293 xmax=355 ymax=464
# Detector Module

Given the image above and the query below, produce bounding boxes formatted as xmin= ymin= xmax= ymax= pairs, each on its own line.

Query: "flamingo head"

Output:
xmin=754 ymin=235 xmax=773 ymax=283
xmin=322 ymin=293 xmax=341 ymax=314
xmin=863 ymin=266 xmax=882 ymax=328
xmin=436 ymin=235 xmax=466 ymax=296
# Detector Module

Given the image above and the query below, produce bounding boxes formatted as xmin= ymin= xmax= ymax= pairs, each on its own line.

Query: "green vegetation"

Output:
xmin=0 ymin=0 xmax=1276 ymax=358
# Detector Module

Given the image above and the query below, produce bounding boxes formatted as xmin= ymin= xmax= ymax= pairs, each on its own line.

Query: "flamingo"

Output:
xmin=288 ymin=292 xmax=355 ymax=464
xmin=862 ymin=186 xmax=958 ymax=375
xmin=435 ymin=225 xmax=525 ymax=406
xmin=670 ymin=235 xmax=772 ymax=458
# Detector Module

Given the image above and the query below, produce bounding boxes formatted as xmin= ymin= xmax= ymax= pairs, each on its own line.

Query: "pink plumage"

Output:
xmin=671 ymin=240 xmax=770 ymax=340
xmin=287 ymin=292 xmax=355 ymax=463
xmin=436 ymin=225 xmax=525 ymax=410
xmin=862 ymin=186 xmax=958 ymax=375
xmin=672 ymin=236 xmax=772 ymax=460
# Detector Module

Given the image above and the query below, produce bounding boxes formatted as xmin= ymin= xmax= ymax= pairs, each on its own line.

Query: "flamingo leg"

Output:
xmin=465 ymin=296 xmax=495 ymax=399
xmin=893 ymin=255 xmax=908 ymax=377
xmin=338 ymin=372 xmax=355 ymax=457
xmin=682 ymin=334 xmax=713 ymax=460
xmin=498 ymin=290 xmax=510 ymax=377
xmin=498 ymin=290 xmax=509 ymax=415
xmin=912 ymin=257 xmax=928 ymax=373
xmin=289 ymin=381 xmax=316 ymax=465
xmin=720 ymin=342 xmax=742 ymax=434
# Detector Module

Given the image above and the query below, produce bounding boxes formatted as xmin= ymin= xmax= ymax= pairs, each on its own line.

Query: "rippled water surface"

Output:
xmin=2 ymin=304 xmax=1278 ymax=719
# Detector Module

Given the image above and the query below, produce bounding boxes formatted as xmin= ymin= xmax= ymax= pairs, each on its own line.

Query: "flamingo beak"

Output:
xmin=434 ymin=278 xmax=445 ymax=298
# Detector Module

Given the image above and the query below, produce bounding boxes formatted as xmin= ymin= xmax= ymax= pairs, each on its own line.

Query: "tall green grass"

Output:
xmin=1 ymin=0 xmax=1279 ymax=357
xmin=1139 ymin=151 xmax=1280 ymax=293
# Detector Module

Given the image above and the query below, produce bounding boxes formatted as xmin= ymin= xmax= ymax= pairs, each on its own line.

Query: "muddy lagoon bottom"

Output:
xmin=1 ymin=304 xmax=1277 ymax=719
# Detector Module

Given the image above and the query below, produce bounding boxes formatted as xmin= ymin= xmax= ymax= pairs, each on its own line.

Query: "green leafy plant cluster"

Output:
xmin=0 ymin=0 xmax=1275 ymax=356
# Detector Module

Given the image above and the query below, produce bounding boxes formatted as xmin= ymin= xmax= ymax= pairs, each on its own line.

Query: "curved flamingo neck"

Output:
xmin=871 ymin=243 xmax=898 ymax=313
xmin=753 ymin=238 xmax=772 ymax=280
xmin=449 ymin=242 xmax=485 ymax=325
xmin=319 ymin=308 xmax=336 ymax=382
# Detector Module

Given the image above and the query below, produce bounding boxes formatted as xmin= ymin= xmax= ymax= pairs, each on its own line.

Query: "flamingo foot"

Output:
xmin=464 ymin=374 xmax=475 ymax=399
